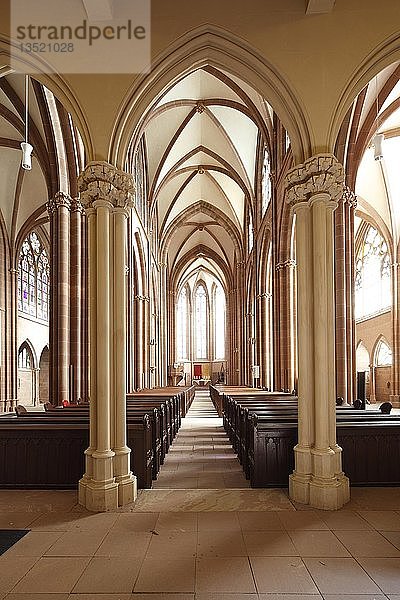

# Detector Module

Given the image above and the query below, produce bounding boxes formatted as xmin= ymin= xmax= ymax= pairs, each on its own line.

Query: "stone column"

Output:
xmin=70 ymin=199 xmax=83 ymax=402
xmin=47 ymin=192 xmax=71 ymax=405
xmin=112 ymin=205 xmax=137 ymax=504
xmin=78 ymin=161 xmax=136 ymax=511
xmin=390 ymin=260 xmax=400 ymax=406
xmin=286 ymin=154 xmax=350 ymax=510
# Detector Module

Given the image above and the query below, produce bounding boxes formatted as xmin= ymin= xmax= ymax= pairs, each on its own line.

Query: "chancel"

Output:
xmin=0 ymin=0 xmax=400 ymax=596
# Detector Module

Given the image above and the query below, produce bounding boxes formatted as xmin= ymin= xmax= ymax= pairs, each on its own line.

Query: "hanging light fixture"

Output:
xmin=21 ymin=75 xmax=33 ymax=170
xmin=372 ymin=75 xmax=384 ymax=162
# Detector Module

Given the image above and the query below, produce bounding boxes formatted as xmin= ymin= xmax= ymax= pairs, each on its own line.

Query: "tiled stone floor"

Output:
xmin=0 ymin=389 xmax=400 ymax=599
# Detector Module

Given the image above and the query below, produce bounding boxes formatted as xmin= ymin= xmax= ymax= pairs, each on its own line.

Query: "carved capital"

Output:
xmin=70 ymin=198 xmax=84 ymax=214
xmin=47 ymin=191 xmax=72 ymax=214
xmin=285 ymin=154 xmax=345 ymax=207
xmin=78 ymin=161 xmax=135 ymax=212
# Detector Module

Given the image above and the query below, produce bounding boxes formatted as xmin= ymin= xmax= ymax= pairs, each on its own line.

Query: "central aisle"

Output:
xmin=153 ymin=388 xmax=250 ymax=489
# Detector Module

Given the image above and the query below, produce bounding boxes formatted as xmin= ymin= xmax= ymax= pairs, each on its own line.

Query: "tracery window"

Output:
xmin=18 ymin=344 xmax=33 ymax=369
xmin=18 ymin=232 xmax=49 ymax=321
xmin=261 ymin=147 xmax=272 ymax=215
xmin=376 ymin=340 xmax=392 ymax=366
xmin=355 ymin=225 xmax=391 ymax=319
xmin=195 ymin=284 xmax=208 ymax=359
xmin=176 ymin=287 xmax=189 ymax=360
xmin=214 ymin=285 xmax=225 ymax=359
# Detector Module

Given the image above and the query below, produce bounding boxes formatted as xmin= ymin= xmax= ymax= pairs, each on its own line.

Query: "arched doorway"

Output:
xmin=17 ymin=341 xmax=36 ymax=406
xmin=39 ymin=346 xmax=50 ymax=404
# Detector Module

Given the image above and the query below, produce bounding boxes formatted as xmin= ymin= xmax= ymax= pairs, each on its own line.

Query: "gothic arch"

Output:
xmin=329 ymin=33 xmax=400 ymax=154
xmin=109 ymin=25 xmax=312 ymax=167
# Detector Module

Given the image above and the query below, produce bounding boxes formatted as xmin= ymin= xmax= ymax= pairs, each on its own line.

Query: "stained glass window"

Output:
xmin=18 ymin=232 xmax=49 ymax=321
xmin=176 ymin=287 xmax=188 ymax=360
xmin=261 ymin=148 xmax=272 ymax=215
xmin=195 ymin=284 xmax=207 ymax=359
xmin=355 ymin=225 xmax=391 ymax=319
xmin=214 ymin=285 xmax=225 ymax=359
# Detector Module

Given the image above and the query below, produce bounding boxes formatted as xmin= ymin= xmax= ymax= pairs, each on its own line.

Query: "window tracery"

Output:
xmin=18 ymin=232 xmax=49 ymax=321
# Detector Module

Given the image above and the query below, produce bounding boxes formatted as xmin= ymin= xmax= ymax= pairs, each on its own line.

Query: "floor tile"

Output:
xmin=3 ymin=531 xmax=62 ymax=556
xmin=243 ymin=530 xmax=298 ymax=556
xmin=359 ymin=558 xmax=400 ymax=593
xmin=196 ymin=594 xmax=259 ymax=600
xmin=45 ymin=529 xmax=107 ymax=556
xmin=303 ymin=558 xmax=382 ymax=594
xmin=278 ymin=511 xmax=329 ymax=531
xmin=146 ymin=530 xmax=197 ymax=558
xmin=6 ymin=594 xmax=69 ymax=600
xmin=381 ymin=531 xmax=400 ymax=550
xmin=319 ymin=511 xmax=373 ymax=530
xmin=238 ymin=511 xmax=284 ymax=531
xmin=155 ymin=512 xmax=197 ymax=531
xmin=323 ymin=596 xmax=386 ymax=600
xmin=198 ymin=512 xmax=240 ymax=530
xmin=113 ymin=513 xmax=159 ymax=532
xmin=12 ymin=557 xmax=90 ymax=593
xmin=0 ymin=513 xmax=42 ymax=529
xmin=258 ymin=596 xmax=322 ymax=600
xmin=0 ymin=555 xmax=39 ymax=595
xmin=95 ymin=530 xmax=151 ymax=558
xmin=134 ymin=557 xmax=195 ymax=592
xmin=358 ymin=511 xmax=400 ymax=531
xmin=67 ymin=594 xmax=131 ymax=599
xmin=288 ymin=530 xmax=350 ymax=557
xmin=335 ymin=530 xmax=400 ymax=557
xmin=131 ymin=595 xmax=194 ymax=600
xmin=197 ymin=530 xmax=246 ymax=557
xmin=196 ymin=557 xmax=256 ymax=593
xmin=251 ymin=556 xmax=319 ymax=593
xmin=72 ymin=556 xmax=142 ymax=593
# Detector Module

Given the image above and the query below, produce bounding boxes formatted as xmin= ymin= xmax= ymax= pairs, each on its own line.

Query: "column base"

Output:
xmin=289 ymin=472 xmax=311 ymax=504
xmin=116 ymin=474 xmax=137 ymax=506
xmin=78 ymin=477 xmax=119 ymax=512
xmin=389 ymin=395 xmax=400 ymax=408
xmin=309 ymin=473 xmax=350 ymax=510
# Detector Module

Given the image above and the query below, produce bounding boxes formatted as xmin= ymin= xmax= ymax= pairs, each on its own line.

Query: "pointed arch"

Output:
xmin=109 ymin=25 xmax=312 ymax=166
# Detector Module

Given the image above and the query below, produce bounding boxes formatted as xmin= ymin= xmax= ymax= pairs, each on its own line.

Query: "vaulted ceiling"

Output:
xmin=135 ymin=66 xmax=272 ymax=290
xmin=0 ymin=74 xmax=83 ymax=253
xmin=340 ymin=62 xmax=400 ymax=250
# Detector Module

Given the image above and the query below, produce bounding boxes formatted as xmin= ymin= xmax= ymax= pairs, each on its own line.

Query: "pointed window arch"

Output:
xmin=18 ymin=231 xmax=50 ymax=321
xmin=195 ymin=283 xmax=208 ymax=359
xmin=176 ymin=286 xmax=189 ymax=360
xmin=214 ymin=284 xmax=226 ymax=360
xmin=375 ymin=339 xmax=392 ymax=366
xmin=355 ymin=225 xmax=391 ymax=319
xmin=18 ymin=342 xmax=34 ymax=369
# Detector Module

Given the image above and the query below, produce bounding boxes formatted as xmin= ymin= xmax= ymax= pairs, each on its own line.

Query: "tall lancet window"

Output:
xmin=176 ymin=287 xmax=188 ymax=360
xmin=18 ymin=231 xmax=49 ymax=321
xmin=355 ymin=225 xmax=391 ymax=319
xmin=261 ymin=147 xmax=272 ymax=215
xmin=195 ymin=284 xmax=207 ymax=359
xmin=214 ymin=285 xmax=225 ymax=359
xmin=248 ymin=215 xmax=254 ymax=253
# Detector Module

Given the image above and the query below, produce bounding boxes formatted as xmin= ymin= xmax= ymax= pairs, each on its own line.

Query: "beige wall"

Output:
xmin=1 ymin=1 xmax=400 ymax=160
xmin=356 ymin=310 xmax=392 ymax=364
